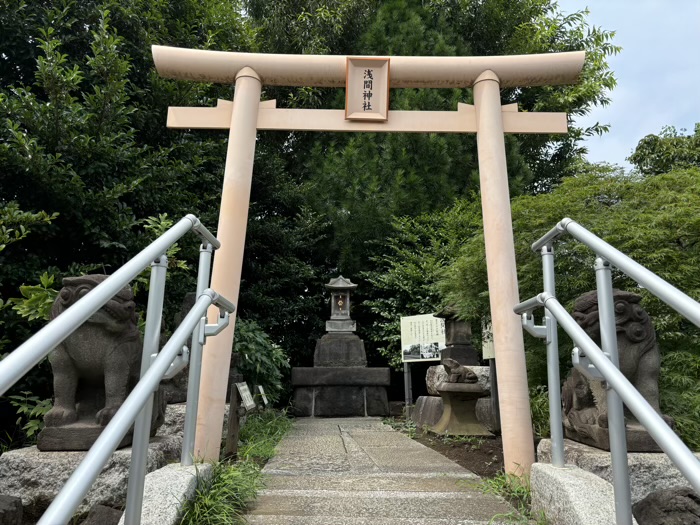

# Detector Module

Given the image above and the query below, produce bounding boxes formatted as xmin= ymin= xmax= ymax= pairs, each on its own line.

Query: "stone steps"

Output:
xmin=246 ymin=516 xmax=508 ymax=525
xmin=243 ymin=417 xmax=514 ymax=525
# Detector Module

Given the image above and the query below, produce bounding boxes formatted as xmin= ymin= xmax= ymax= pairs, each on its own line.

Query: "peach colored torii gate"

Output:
xmin=152 ymin=45 xmax=585 ymax=475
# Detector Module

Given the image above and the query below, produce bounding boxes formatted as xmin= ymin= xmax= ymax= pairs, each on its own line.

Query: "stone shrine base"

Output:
xmin=292 ymin=367 xmax=390 ymax=417
xmin=537 ymin=438 xmax=700 ymax=504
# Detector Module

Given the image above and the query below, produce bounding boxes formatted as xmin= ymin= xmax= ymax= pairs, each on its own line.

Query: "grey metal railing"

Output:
xmin=0 ymin=215 xmax=233 ymax=525
xmin=517 ymin=218 xmax=700 ymax=525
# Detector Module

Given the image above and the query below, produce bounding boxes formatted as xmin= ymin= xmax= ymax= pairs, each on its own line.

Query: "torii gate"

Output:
xmin=152 ymin=45 xmax=585 ymax=474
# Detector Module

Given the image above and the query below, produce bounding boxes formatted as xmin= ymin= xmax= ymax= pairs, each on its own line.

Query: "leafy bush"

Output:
xmin=529 ymin=386 xmax=551 ymax=439
xmin=238 ymin=409 xmax=293 ymax=462
xmin=180 ymin=410 xmax=292 ymax=525
xmin=660 ymin=351 xmax=700 ymax=451
xmin=6 ymin=391 xmax=52 ymax=440
xmin=179 ymin=460 xmax=263 ymax=525
xmin=234 ymin=319 xmax=290 ymax=404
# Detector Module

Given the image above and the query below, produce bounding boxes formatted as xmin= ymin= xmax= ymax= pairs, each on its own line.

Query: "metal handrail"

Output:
xmin=0 ymin=214 xmax=230 ymax=525
xmin=531 ymin=218 xmax=700 ymax=327
xmin=520 ymin=218 xmax=700 ymax=525
xmin=0 ymin=214 xmax=218 ymax=396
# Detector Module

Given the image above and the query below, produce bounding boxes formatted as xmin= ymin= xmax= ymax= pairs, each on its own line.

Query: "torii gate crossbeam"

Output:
xmin=152 ymin=46 xmax=585 ymax=476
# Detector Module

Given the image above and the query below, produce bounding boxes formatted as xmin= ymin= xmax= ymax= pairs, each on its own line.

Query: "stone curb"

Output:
xmin=117 ymin=462 xmax=213 ymax=525
xmin=531 ymin=463 xmax=639 ymax=525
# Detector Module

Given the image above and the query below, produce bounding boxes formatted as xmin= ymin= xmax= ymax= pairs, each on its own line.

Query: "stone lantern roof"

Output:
xmin=324 ymin=275 xmax=357 ymax=290
xmin=433 ymin=305 xmax=459 ymax=319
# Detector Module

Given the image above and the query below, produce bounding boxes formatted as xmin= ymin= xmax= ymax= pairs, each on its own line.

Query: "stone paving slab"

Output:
xmin=245 ymin=417 xmax=513 ymax=524
xmin=248 ymin=493 xmax=511 ymax=521
xmin=363 ymin=447 xmax=467 ymax=473
xmin=349 ymin=431 xmax=426 ymax=448
xmin=246 ymin=517 xmax=506 ymax=525
xmin=263 ymin=474 xmax=479 ymax=492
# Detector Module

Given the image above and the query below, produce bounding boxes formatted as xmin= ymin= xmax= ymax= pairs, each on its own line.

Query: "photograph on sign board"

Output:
xmin=400 ymin=313 xmax=446 ymax=362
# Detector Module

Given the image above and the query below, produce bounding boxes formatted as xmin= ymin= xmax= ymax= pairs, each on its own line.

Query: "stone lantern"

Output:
xmin=325 ymin=276 xmax=357 ymax=332
xmin=291 ymin=275 xmax=389 ymax=417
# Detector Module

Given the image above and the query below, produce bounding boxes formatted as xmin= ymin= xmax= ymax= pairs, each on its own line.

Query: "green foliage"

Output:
xmin=10 ymin=272 xmax=58 ymax=322
xmin=529 ymin=386 xmax=551 ymax=439
xmin=179 ymin=460 xmax=262 ymax=525
xmin=628 ymin=123 xmax=700 ymax=176
xmin=249 ymin=0 xmax=619 ymax=277
xmin=476 ymin=471 xmax=548 ymax=524
xmin=180 ymin=410 xmax=292 ymax=525
xmin=6 ymin=391 xmax=52 ymax=440
xmin=382 ymin=416 xmax=418 ymax=439
xmin=659 ymin=351 xmax=700 ymax=451
xmin=362 ymin=202 xmax=482 ymax=369
xmin=0 ymin=203 xmax=58 ymax=253
xmin=238 ymin=409 xmax=293 ymax=462
xmin=142 ymin=214 xmax=190 ymax=272
xmin=443 ymin=166 xmax=700 ymax=351
xmin=234 ymin=319 xmax=290 ymax=404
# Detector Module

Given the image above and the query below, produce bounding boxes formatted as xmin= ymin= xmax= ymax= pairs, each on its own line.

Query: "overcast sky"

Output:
xmin=557 ymin=0 xmax=700 ymax=170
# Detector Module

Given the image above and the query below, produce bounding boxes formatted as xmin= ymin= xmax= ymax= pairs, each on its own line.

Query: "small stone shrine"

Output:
xmin=37 ymin=275 xmax=165 ymax=451
xmin=562 ymin=289 xmax=674 ymax=451
xmin=292 ymin=276 xmax=390 ymax=417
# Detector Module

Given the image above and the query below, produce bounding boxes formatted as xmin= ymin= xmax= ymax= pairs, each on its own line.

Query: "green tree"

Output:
xmin=291 ymin=0 xmax=618 ymax=276
xmin=628 ymin=123 xmax=700 ymax=176
xmin=361 ymin=201 xmax=482 ymax=368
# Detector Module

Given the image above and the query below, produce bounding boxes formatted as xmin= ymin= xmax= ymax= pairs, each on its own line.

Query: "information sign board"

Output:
xmin=400 ymin=314 xmax=446 ymax=362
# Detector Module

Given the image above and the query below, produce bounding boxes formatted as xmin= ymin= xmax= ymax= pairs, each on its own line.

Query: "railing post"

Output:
xmin=595 ymin=257 xmax=633 ymax=525
xmin=124 ymin=255 xmax=168 ymax=525
xmin=181 ymin=243 xmax=214 ymax=465
xmin=541 ymin=245 xmax=565 ymax=468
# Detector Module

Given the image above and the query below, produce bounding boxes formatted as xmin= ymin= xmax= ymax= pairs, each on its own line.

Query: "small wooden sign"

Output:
xmin=236 ymin=382 xmax=256 ymax=411
xmin=345 ymin=57 xmax=390 ymax=121
xmin=257 ymin=385 xmax=269 ymax=406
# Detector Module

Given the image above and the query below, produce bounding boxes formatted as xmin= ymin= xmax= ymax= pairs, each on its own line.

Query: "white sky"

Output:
xmin=557 ymin=0 xmax=700 ymax=170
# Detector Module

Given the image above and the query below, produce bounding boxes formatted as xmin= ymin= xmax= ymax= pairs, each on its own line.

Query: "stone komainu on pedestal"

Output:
xmin=292 ymin=276 xmax=389 ymax=417
xmin=37 ymin=275 xmax=165 ymax=451
xmin=561 ymin=289 xmax=674 ymax=452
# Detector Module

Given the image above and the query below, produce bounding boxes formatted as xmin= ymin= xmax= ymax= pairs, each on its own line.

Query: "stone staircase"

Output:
xmin=245 ymin=418 xmax=515 ymax=524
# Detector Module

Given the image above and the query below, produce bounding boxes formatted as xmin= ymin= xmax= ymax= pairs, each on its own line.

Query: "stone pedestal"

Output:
xmin=564 ymin=419 xmax=663 ymax=452
xmin=292 ymin=332 xmax=390 ymax=417
xmin=432 ymin=382 xmax=492 ymax=436
xmin=411 ymin=396 xmax=444 ymax=429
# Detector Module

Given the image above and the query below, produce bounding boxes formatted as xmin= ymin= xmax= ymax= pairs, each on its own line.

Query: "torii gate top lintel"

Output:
xmin=152 ymin=45 xmax=585 ymax=88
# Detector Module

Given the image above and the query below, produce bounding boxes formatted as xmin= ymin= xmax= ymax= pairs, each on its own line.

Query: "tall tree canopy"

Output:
xmin=1 ymin=0 xmax=619 ymax=382
xmin=245 ymin=0 xmax=619 ymax=275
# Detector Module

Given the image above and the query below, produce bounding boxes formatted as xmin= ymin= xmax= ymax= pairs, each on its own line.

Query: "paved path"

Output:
xmin=245 ymin=418 xmax=515 ymax=524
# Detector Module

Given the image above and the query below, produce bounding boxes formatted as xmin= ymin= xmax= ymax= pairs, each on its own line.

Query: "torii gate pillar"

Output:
xmin=194 ymin=67 xmax=261 ymax=459
xmin=474 ymin=70 xmax=534 ymax=472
